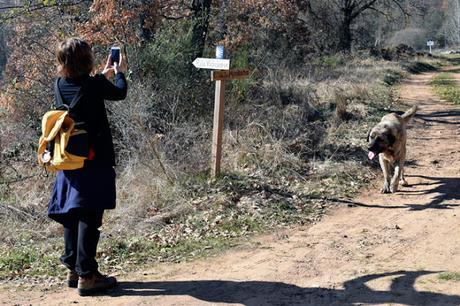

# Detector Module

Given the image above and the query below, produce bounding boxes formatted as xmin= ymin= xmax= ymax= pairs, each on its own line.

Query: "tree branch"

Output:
xmin=160 ymin=14 xmax=189 ymax=20
xmin=0 ymin=0 xmax=90 ymax=21
xmin=389 ymin=0 xmax=410 ymax=16
xmin=367 ymin=6 xmax=390 ymax=18
xmin=0 ymin=174 xmax=37 ymax=185
xmin=0 ymin=203 xmax=39 ymax=220
xmin=351 ymin=0 xmax=379 ymax=20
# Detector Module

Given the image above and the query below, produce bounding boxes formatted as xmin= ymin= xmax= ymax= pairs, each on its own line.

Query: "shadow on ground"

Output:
xmin=374 ymin=108 xmax=460 ymax=125
xmin=331 ymin=175 xmax=460 ymax=210
xmin=105 ymin=271 xmax=460 ymax=306
xmin=416 ymin=110 xmax=460 ymax=125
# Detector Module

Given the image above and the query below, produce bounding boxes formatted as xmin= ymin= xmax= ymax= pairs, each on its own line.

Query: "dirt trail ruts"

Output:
xmin=2 ymin=68 xmax=460 ymax=306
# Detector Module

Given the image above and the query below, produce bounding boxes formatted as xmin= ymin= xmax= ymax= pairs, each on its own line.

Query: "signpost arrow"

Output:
xmin=211 ymin=69 xmax=250 ymax=81
xmin=192 ymin=58 xmax=230 ymax=70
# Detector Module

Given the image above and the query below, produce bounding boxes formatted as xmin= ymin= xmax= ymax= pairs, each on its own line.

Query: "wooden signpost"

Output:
xmin=193 ymin=47 xmax=250 ymax=178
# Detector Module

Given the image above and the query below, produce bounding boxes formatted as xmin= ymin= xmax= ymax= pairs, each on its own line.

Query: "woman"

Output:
xmin=47 ymin=38 xmax=127 ymax=296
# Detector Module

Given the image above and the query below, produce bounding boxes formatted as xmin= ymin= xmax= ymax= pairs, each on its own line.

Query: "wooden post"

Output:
xmin=192 ymin=47 xmax=250 ymax=178
xmin=211 ymin=79 xmax=225 ymax=177
xmin=209 ymin=69 xmax=249 ymax=178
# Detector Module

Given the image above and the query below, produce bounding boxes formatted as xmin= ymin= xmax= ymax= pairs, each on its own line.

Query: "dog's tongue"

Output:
xmin=368 ymin=151 xmax=376 ymax=160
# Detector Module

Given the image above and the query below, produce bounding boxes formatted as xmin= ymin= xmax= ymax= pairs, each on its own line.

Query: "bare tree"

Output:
xmin=299 ymin=0 xmax=410 ymax=52
xmin=441 ymin=0 xmax=460 ymax=46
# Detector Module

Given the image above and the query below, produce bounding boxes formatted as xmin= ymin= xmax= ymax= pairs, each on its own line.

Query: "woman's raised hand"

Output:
xmin=114 ymin=51 xmax=125 ymax=74
xmin=101 ymin=54 xmax=114 ymax=78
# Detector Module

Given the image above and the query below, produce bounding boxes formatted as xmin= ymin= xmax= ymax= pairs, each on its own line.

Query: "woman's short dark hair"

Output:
xmin=57 ymin=38 xmax=94 ymax=79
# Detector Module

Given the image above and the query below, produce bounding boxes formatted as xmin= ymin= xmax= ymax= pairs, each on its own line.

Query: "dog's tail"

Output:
xmin=401 ymin=105 xmax=417 ymax=124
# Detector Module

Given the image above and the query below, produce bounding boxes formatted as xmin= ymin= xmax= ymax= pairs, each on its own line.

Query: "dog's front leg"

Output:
xmin=390 ymin=160 xmax=403 ymax=193
xmin=379 ymin=155 xmax=391 ymax=193
xmin=399 ymin=166 xmax=409 ymax=187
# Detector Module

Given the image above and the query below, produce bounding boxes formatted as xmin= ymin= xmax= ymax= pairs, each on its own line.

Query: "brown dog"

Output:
xmin=367 ymin=105 xmax=417 ymax=193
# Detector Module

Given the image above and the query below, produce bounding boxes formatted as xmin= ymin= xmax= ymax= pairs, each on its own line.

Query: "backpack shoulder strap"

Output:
xmin=69 ymin=80 xmax=84 ymax=110
xmin=54 ymin=77 xmax=83 ymax=110
xmin=54 ymin=77 xmax=66 ymax=109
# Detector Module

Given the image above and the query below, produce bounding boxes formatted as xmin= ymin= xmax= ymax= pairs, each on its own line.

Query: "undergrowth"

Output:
xmin=438 ymin=272 xmax=460 ymax=282
xmin=430 ymin=72 xmax=460 ymax=104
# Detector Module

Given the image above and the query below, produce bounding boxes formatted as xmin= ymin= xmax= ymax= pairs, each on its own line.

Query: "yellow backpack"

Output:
xmin=37 ymin=79 xmax=90 ymax=171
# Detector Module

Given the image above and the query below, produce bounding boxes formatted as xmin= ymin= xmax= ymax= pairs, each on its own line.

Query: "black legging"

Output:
xmin=58 ymin=208 xmax=104 ymax=277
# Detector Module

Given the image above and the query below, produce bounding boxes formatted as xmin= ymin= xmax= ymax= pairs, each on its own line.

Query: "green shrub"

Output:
xmin=0 ymin=248 xmax=37 ymax=276
xmin=139 ymin=20 xmax=196 ymax=85
xmin=383 ymin=70 xmax=404 ymax=85
xmin=229 ymin=45 xmax=256 ymax=102
xmin=315 ymin=55 xmax=345 ymax=69
xmin=438 ymin=272 xmax=460 ymax=281
xmin=0 ymin=246 xmax=61 ymax=278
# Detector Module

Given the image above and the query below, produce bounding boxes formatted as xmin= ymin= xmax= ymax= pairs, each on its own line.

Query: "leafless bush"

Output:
xmin=331 ymin=87 xmax=355 ymax=121
xmin=388 ymin=28 xmax=428 ymax=50
xmin=107 ymin=155 xmax=188 ymax=233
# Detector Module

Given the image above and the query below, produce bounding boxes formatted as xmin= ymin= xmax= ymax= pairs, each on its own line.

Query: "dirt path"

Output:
xmin=2 ymin=69 xmax=460 ymax=306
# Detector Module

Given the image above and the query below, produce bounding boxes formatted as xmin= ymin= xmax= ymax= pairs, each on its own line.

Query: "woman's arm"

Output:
xmin=99 ymin=52 xmax=128 ymax=100
xmin=97 ymin=73 xmax=127 ymax=101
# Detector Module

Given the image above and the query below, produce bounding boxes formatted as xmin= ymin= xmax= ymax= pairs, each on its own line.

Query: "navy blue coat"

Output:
xmin=48 ymin=73 xmax=127 ymax=219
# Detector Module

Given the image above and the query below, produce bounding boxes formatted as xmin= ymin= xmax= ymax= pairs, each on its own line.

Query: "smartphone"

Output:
xmin=110 ymin=47 xmax=120 ymax=65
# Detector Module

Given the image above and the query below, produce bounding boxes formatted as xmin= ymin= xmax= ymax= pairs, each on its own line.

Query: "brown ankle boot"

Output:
xmin=77 ymin=272 xmax=117 ymax=296
xmin=67 ymin=270 xmax=79 ymax=288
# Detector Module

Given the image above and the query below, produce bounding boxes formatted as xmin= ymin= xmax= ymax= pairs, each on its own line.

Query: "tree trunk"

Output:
xmin=139 ymin=13 xmax=154 ymax=42
xmin=216 ymin=0 xmax=228 ymax=42
xmin=338 ymin=18 xmax=352 ymax=52
xmin=191 ymin=0 xmax=212 ymax=59
xmin=139 ymin=0 xmax=158 ymax=43
xmin=374 ymin=14 xmax=383 ymax=47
